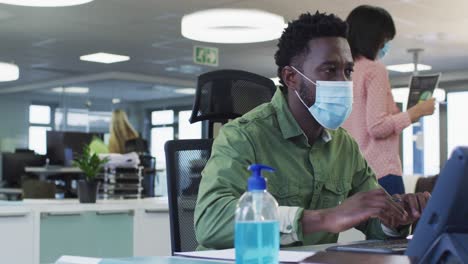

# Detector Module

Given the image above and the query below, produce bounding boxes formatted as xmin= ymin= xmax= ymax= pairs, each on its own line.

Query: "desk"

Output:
xmin=61 ymin=243 xmax=414 ymax=264
xmin=58 ymin=256 xmax=230 ymax=264
xmin=0 ymin=198 xmax=171 ymax=264
xmin=102 ymin=256 xmax=230 ymax=264
xmin=65 ymin=253 xmax=413 ymax=264
xmin=25 ymin=166 xmax=82 ymax=181
xmin=0 ymin=187 xmax=22 ymax=200
xmin=25 ymin=166 xmax=82 ymax=198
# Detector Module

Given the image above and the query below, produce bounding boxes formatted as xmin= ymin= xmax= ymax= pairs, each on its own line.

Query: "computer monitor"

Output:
xmin=14 ymin=148 xmax=35 ymax=154
xmin=46 ymin=131 xmax=103 ymax=166
xmin=1 ymin=152 xmax=46 ymax=187
xmin=406 ymin=146 xmax=468 ymax=263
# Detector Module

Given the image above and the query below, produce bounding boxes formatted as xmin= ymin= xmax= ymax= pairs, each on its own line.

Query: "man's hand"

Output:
xmin=319 ymin=189 xmax=408 ymax=233
xmin=391 ymin=192 xmax=431 ymax=226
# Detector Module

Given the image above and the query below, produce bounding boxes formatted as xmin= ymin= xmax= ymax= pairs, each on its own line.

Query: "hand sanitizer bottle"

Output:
xmin=235 ymin=164 xmax=279 ymax=264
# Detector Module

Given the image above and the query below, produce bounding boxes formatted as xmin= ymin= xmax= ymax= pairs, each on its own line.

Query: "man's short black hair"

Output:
xmin=346 ymin=5 xmax=396 ymax=60
xmin=274 ymin=11 xmax=348 ymax=90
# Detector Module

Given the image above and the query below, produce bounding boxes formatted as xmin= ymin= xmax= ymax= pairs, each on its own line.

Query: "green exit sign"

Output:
xmin=193 ymin=45 xmax=219 ymax=67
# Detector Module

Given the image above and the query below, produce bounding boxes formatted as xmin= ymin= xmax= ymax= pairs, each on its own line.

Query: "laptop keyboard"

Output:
xmin=326 ymin=239 xmax=409 ymax=254
xmin=347 ymin=239 xmax=409 ymax=249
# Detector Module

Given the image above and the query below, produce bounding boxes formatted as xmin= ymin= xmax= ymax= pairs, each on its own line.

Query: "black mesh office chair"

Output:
xmin=164 ymin=70 xmax=274 ymax=253
xmin=165 ymin=139 xmax=214 ymax=254
xmin=189 ymin=69 xmax=276 ymax=138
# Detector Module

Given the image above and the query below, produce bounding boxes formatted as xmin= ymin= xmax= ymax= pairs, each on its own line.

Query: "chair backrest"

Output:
xmin=415 ymin=174 xmax=439 ymax=193
xmin=164 ymin=139 xmax=214 ymax=254
xmin=189 ymin=69 xmax=276 ymax=137
xmin=139 ymin=154 xmax=156 ymax=197
xmin=1 ymin=152 xmax=45 ymax=187
xmin=125 ymin=137 xmax=149 ymax=154
xmin=22 ymin=179 xmax=56 ymax=199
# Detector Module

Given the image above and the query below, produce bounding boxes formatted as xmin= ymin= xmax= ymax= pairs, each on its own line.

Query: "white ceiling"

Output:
xmin=0 ymin=0 xmax=467 ymax=100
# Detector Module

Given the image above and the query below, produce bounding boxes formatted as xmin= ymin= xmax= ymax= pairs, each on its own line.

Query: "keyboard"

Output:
xmin=326 ymin=239 xmax=409 ymax=254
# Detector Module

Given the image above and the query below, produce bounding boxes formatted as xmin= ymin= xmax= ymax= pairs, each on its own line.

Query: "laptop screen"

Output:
xmin=406 ymin=146 xmax=468 ymax=262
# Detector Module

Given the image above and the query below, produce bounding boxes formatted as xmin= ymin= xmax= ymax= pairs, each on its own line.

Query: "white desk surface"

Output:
xmin=25 ymin=166 xmax=82 ymax=174
xmin=0 ymin=197 xmax=169 ymax=213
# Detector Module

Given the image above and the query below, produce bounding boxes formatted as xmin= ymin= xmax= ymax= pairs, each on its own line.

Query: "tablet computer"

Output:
xmin=406 ymin=73 xmax=441 ymax=110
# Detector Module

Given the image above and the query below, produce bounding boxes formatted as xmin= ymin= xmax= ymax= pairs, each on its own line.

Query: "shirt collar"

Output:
xmin=271 ymin=88 xmax=332 ymax=143
xmin=321 ymin=129 xmax=332 ymax=143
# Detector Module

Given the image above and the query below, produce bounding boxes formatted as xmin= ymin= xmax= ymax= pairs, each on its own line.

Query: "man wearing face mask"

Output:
xmin=194 ymin=11 xmax=429 ymax=250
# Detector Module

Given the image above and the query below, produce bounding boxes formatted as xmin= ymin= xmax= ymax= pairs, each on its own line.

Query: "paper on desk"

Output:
xmin=175 ymin=248 xmax=315 ymax=263
xmin=55 ymin=255 xmax=102 ymax=264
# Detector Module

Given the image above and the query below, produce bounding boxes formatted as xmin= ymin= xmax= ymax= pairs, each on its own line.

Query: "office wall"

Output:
xmin=0 ymin=95 xmax=29 ymax=182
xmin=0 ymin=90 xmax=193 ymax=181
xmin=0 ymin=92 xmax=193 ymax=154
xmin=0 ymin=92 xmax=134 ymax=181
xmin=0 ymin=93 xmax=131 ymax=146
xmin=0 ymin=95 xmax=30 ymax=153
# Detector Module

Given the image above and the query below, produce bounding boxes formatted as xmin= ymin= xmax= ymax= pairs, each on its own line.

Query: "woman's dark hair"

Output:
xmin=274 ymin=11 xmax=348 ymax=89
xmin=346 ymin=5 xmax=396 ymax=60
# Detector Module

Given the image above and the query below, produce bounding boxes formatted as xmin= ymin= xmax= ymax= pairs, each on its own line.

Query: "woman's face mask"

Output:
xmin=377 ymin=41 xmax=391 ymax=60
xmin=290 ymin=66 xmax=353 ymax=130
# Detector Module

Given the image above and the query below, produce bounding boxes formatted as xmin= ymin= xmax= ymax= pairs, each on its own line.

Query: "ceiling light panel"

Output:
xmin=175 ymin=88 xmax=196 ymax=95
xmin=181 ymin=9 xmax=286 ymax=44
xmin=51 ymin=86 xmax=89 ymax=94
xmin=0 ymin=62 xmax=19 ymax=82
xmin=0 ymin=0 xmax=94 ymax=7
xmin=386 ymin=63 xmax=432 ymax=73
xmin=80 ymin=52 xmax=130 ymax=64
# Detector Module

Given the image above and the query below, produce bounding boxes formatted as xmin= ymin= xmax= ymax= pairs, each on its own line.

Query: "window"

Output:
xmin=392 ymin=88 xmax=441 ymax=176
xmin=422 ymin=106 xmax=440 ymax=175
xmin=55 ymin=108 xmax=111 ymax=133
xmin=178 ymin=110 xmax=202 ymax=140
xmin=29 ymin=104 xmax=52 ymax=155
xmin=151 ymin=110 xmax=174 ymax=125
xmin=29 ymin=105 xmax=112 ymax=155
xmin=150 ymin=109 xmax=202 ymax=169
xmin=150 ymin=110 xmax=175 ymax=169
xmin=151 ymin=126 xmax=174 ymax=168
xmin=29 ymin=105 xmax=51 ymax=124
xmin=447 ymin=92 xmax=468 ymax=156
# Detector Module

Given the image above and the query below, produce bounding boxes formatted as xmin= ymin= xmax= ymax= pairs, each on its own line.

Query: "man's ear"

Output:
xmin=281 ymin=66 xmax=299 ymax=92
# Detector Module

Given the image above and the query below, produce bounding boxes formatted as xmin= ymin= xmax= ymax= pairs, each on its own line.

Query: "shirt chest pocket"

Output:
xmin=319 ymin=181 xmax=350 ymax=209
xmin=269 ymin=181 xmax=301 ymax=206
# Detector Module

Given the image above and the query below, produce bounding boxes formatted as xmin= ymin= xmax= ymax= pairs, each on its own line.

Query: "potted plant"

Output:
xmin=73 ymin=145 xmax=108 ymax=203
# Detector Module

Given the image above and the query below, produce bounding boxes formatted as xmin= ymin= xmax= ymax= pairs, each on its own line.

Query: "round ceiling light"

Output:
xmin=0 ymin=0 xmax=93 ymax=7
xmin=181 ymin=9 xmax=286 ymax=44
xmin=0 ymin=62 xmax=19 ymax=82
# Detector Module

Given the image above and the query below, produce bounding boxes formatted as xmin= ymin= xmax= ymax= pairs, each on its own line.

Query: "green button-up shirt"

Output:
xmin=194 ymin=88 xmax=391 ymax=250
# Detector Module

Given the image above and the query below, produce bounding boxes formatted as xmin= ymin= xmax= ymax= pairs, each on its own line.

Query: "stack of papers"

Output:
xmin=175 ymin=248 xmax=315 ymax=263
xmin=55 ymin=256 xmax=102 ymax=264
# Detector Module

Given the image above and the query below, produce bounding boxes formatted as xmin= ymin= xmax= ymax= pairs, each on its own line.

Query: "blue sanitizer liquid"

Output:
xmin=235 ymin=221 xmax=279 ymax=264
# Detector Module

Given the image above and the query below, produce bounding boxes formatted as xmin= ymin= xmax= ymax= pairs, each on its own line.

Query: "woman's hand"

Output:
xmin=408 ymin=98 xmax=436 ymax=123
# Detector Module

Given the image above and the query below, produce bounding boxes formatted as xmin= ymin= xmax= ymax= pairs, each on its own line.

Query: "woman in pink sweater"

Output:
xmin=342 ymin=5 xmax=435 ymax=195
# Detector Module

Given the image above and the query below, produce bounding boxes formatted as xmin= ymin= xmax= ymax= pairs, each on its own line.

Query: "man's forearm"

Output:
xmin=195 ymin=196 xmax=237 ymax=249
xmin=301 ymin=209 xmax=330 ymax=234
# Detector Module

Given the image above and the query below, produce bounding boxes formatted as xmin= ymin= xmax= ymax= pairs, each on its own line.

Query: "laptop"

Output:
xmin=327 ymin=147 xmax=468 ymax=263
xmin=326 ymin=238 xmax=409 ymax=255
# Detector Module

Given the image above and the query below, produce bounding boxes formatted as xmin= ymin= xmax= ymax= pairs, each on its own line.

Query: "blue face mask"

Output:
xmin=291 ymin=66 xmax=353 ymax=130
xmin=378 ymin=41 xmax=391 ymax=60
